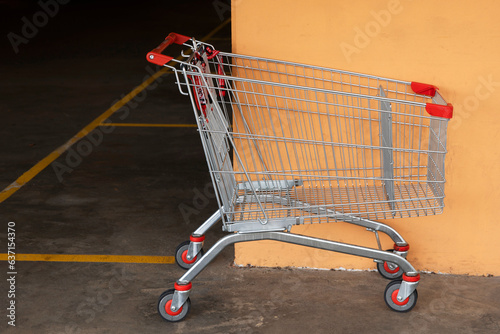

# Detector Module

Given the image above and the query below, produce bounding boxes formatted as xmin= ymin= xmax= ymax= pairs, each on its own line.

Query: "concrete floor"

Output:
xmin=1 ymin=1 xmax=499 ymax=333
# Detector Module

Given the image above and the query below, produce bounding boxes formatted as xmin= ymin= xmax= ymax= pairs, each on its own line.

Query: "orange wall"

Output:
xmin=231 ymin=0 xmax=500 ymax=276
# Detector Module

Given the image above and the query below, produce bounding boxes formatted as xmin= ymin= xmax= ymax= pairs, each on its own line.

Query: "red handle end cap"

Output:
xmin=425 ymin=103 xmax=453 ymax=119
xmin=411 ymin=82 xmax=438 ymax=97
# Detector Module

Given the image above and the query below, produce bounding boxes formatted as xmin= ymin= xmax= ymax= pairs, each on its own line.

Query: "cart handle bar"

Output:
xmin=146 ymin=33 xmax=191 ymax=66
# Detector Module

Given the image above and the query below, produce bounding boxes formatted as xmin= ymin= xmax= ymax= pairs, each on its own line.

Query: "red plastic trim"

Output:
xmin=181 ymin=250 xmax=197 ymax=265
xmin=391 ymin=289 xmax=409 ymax=306
xmin=165 ymin=299 xmax=183 ymax=316
xmin=190 ymin=235 xmax=205 ymax=243
xmin=168 ymin=32 xmax=191 ymax=45
xmin=411 ymin=82 xmax=437 ymax=97
xmin=146 ymin=53 xmax=173 ymax=66
xmin=205 ymin=47 xmax=220 ymax=60
xmin=146 ymin=32 xmax=191 ymax=66
xmin=403 ymin=273 xmax=421 ymax=282
xmin=425 ymin=103 xmax=454 ymax=119
xmin=174 ymin=282 xmax=192 ymax=291
xmin=393 ymin=244 xmax=410 ymax=252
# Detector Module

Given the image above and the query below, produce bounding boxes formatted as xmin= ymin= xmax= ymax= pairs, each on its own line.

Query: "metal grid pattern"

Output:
xmin=179 ymin=46 xmax=449 ymax=227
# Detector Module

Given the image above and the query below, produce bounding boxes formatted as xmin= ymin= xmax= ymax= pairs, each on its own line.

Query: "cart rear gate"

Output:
xmin=147 ymin=33 xmax=453 ymax=321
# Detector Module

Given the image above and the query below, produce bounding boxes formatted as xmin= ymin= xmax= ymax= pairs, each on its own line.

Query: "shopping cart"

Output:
xmin=147 ymin=33 xmax=453 ymax=322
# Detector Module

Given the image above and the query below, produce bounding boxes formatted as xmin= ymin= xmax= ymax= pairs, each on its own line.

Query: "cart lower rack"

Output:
xmin=146 ymin=33 xmax=453 ymax=321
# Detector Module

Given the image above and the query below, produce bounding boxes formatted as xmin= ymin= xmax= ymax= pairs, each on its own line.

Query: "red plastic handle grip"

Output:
xmin=146 ymin=33 xmax=191 ymax=66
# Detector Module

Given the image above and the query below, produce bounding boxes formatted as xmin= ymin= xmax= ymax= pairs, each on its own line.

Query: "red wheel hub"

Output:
xmin=384 ymin=262 xmax=400 ymax=274
xmin=181 ymin=250 xmax=197 ymax=264
xmin=165 ymin=299 xmax=183 ymax=316
xmin=391 ymin=289 xmax=409 ymax=306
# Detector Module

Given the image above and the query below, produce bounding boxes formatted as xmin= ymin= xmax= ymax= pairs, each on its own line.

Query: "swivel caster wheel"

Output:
xmin=158 ymin=289 xmax=191 ymax=322
xmin=384 ymin=280 xmax=418 ymax=312
xmin=175 ymin=240 xmax=204 ymax=270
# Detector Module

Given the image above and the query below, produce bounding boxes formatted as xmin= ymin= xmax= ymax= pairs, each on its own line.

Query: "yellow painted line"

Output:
xmin=0 ymin=18 xmax=230 ymax=204
xmin=102 ymin=123 xmax=197 ymax=128
xmin=0 ymin=253 xmax=175 ymax=264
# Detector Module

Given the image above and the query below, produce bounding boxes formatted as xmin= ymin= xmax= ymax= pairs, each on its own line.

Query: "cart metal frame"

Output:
xmin=146 ymin=33 xmax=453 ymax=321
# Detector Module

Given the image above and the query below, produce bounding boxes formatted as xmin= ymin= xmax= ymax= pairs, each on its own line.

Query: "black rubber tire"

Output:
xmin=158 ymin=289 xmax=191 ymax=322
xmin=175 ymin=240 xmax=204 ymax=270
xmin=376 ymin=249 xmax=404 ymax=280
xmin=384 ymin=280 xmax=418 ymax=312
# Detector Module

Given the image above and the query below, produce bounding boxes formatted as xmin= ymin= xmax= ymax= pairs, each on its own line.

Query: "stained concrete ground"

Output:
xmin=0 ymin=1 xmax=499 ymax=333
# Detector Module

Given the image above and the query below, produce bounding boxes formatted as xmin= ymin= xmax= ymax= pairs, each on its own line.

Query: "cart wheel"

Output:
xmin=158 ymin=289 xmax=191 ymax=322
xmin=175 ymin=241 xmax=204 ymax=270
xmin=377 ymin=261 xmax=403 ymax=280
xmin=384 ymin=280 xmax=418 ymax=312
xmin=377 ymin=249 xmax=404 ymax=280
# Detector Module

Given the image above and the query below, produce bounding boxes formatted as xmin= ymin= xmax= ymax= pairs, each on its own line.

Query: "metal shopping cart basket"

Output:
xmin=146 ymin=33 xmax=453 ymax=321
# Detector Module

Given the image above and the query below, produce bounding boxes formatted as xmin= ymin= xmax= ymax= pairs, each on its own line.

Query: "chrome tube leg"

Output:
xmin=178 ymin=233 xmax=245 ymax=284
xmin=192 ymin=209 xmax=222 ymax=236
xmin=186 ymin=209 xmax=222 ymax=260
xmin=178 ymin=231 xmax=418 ymax=285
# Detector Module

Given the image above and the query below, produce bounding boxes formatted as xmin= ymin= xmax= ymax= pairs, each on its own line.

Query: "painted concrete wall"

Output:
xmin=231 ymin=0 xmax=500 ymax=276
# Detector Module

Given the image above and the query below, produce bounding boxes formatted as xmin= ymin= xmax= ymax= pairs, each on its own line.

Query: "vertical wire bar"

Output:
xmin=352 ymin=75 xmax=363 ymax=216
xmin=322 ymin=68 xmax=337 ymax=220
xmin=289 ymin=65 xmax=303 ymax=190
xmin=338 ymin=74 xmax=350 ymax=213
xmin=305 ymin=72 xmax=322 ymax=209
xmin=313 ymin=86 xmax=330 ymax=217
xmin=346 ymin=75 xmax=361 ymax=215
xmin=302 ymin=71 xmax=317 ymax=208
xmin=399 ymin=82 xmax=411 ymax=215
xmin=369 ymin=77 xmax=379 ymax=220
xmin=358 ymin=76 xmax=369 ymax=217
xmin=272 ymin=62 xmax=294 ymax=185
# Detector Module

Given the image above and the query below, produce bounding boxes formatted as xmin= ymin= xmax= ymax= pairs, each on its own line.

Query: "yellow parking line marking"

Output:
xmin=0 ymin=18 xmax=230 ymax=204
xmin=0 ymin=253 xmax=175 ymax=264
xmin=102 ymin=123 xmax=197 ymax=128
